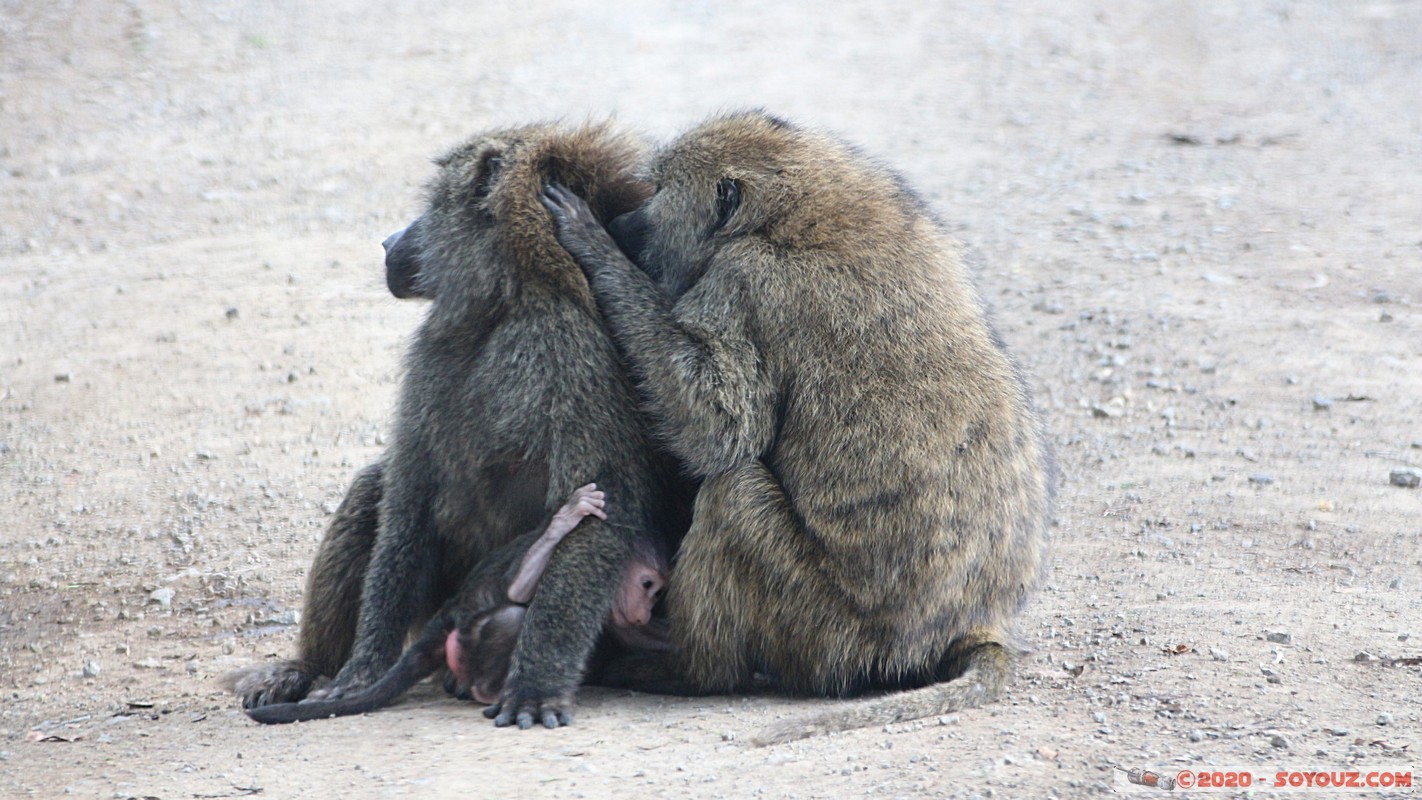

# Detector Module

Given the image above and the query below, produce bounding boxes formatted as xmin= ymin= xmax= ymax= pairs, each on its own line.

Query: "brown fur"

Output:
xmin=544 ymin=111 xmax=1051 ymax=743
xmin=225 ymin=122 xmax=692 ymax=730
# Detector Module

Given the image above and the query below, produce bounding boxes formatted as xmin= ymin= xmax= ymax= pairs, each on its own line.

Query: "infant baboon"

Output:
xmin=227 ymin=122 xmax=692 ymax=730
xmin=543 ymin=111 xmax=1051 ymax=744
xmin=246 ymin=485 xmax=670 ymax=724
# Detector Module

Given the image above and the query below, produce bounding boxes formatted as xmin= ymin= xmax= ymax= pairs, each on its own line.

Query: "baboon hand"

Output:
xmin=541 ymin=182 xmax=623 ymax=275
xmin=482 ymin=685 xmax=576 ymax=731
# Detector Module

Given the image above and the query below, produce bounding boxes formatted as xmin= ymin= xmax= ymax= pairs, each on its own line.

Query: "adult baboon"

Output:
xmin=245 ymin=484 xmax=672 ymax=724
xmin=542 ymin=111 xmax=1051 ymax=743
xmin=228 ymin=122 xmax=691 ymax=730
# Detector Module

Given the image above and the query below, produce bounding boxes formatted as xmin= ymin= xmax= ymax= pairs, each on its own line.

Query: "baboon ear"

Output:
xmin=472 ymin=149 xmax=504 ymax=201
xmin=713 ymin=178 xmax=741 ymax=234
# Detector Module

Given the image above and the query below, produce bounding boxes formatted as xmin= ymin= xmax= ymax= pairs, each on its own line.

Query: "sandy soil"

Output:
xmin=2 ymin=1 xmax=1419 ymax=797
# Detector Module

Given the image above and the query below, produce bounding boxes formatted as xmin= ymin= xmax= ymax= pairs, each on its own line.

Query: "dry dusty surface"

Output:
xmin=2 ymin=1 xmax=1420 ymax=798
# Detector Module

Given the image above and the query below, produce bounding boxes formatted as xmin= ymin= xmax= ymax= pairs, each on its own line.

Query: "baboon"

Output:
xmin=227 ymin=121 xmax=692 ymax=730
xmin=542 ymin=110 xmax=1051 ymax=744
xmin=245 ymin=485 xmax=671 ymax=724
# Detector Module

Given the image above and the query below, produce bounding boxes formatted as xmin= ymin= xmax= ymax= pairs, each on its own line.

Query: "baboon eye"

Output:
xmin=713 ymin=178 xmax=741 ymax=232
xmin=472 ymin=154 xmax=502 ymax=200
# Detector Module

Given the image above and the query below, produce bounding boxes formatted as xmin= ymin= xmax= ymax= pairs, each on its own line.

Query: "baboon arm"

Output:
xmin=491 ymin=515 xmax=632 ymax=729
xmin=543 ymin=186 xmax=774 ymax=476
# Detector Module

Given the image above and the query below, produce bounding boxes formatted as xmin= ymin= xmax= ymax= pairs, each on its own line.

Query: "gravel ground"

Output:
xmin=2 ymin=2 xmax=1419 ymax=797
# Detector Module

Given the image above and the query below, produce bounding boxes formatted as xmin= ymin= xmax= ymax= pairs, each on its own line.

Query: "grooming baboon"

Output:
xmin=227 ymin=122 xmax=692 ymax=730
xmin=542 ymin=110 xmax=1051 ymax=744
xmin=245 ymin=485 xmax=671 ymax=724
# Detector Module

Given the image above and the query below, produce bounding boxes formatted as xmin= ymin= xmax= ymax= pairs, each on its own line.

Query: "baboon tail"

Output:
xmin=245 ymin=633 xmax=445 ymax=725
xmin=752 ymin=641 xmax=1011 ymax=746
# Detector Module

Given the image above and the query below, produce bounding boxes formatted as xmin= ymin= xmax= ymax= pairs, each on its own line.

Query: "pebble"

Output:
xmin=1354 ymin=651 xmax=1375 ymax=663
xmin=1266 ymin=631 xmax=1292 ymax=645
xmin=1091 ymin=711 xmax=1106 ymax=724
xmin=148 ymin=588 xmax=175 ymax=608
xmin=1271 ymin=734 xmax=1290 ymax=749
xmin=1090 ymin=403 xmax=1123 ymax=419
xmin=721 ymin=731 xmax=736 ymax=742
xmin=1377 ymin=713 xmax=1393 ymax=726
xmin=186 ymin=660 xmax=199 ymax=675
xmin=1188 ymin=730 xmax=1204 ymax=743
xmin=1389 ymin=468 xmax=1421 ymax=488
xmin=1312 ymin=395 xmax=1333 ymax=410
xmin=1330 ymin=728 xmax=1350 ymax=737
xmin=1249 ymin=473 xmax=1276 ymax=486
xmin=1208 ymin=647 xmax=1230 ymax=662
xmin=82 ymin=660 xmax=101 ymax=678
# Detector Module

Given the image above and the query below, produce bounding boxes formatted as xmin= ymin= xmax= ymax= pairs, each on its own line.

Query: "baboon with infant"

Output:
xmin=245 ymin=484 xmax=671 ymax=724
xmin=544 ymin=110 xmax=1051 ymax=743
xmin=228 ymin=122 xmax=691 ymax=729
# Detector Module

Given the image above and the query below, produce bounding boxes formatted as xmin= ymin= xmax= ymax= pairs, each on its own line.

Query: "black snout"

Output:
xmin=383 ymin=219 xmax=428 ymax=299
xmin=607 ymin=209 xmax=649 ymax=265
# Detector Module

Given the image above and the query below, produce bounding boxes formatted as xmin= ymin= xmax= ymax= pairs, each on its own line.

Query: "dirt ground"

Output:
xmin=2 ymin=1 xmax=1419 ymax=798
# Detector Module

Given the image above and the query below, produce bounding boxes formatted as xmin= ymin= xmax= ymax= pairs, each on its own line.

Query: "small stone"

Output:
xmin=1090 ymin=403 xmax=1123 ymax=419
xmin=1266 ymin=631 xmax=1292 ymax=645
xmin=82 ymin=660 xmax=101 ymax=679
xmin=1354 ymin=651 xmax=1375 ymax=663
xmin=186 ymin=660 xmax=199 ymax=675
xmin=54 ymin=372 xmax=72 ymax=383
xmin=225 ymin=307 xmax=239 ymax=320
xmin=114 ymin=643 xmax=129 ymax=655
xmin=1091 ymin=711 xmax=1106 ymax=724
xmin=1249 ymin=473 xmax=1276 ymax=486
xmin=1389 ymin=468 xmax=1421 ymax=488
xmin=721 ymin=731 xmax=736 ymax=742
xmin=1188 ymin=730 xmax=1204 ymax=743
xmin=1377 ymin=713 xmax=1393 ymax=726
xmin=1330 ymin=728 xmax=1350 ymax=737
xmin=1312 ymin=395 xmax=1333 ymax=410
xmin=148 ymin=588 xmax=175 ymax=608
xmin=1208 ymin=647 xmax=1230 ymax=662
xmin=1270 ymin=734 xmax=1289 ymax=749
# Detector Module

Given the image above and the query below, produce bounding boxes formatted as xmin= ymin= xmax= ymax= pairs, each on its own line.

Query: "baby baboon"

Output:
xmin=543 ymin=111 xmax=1051 ymax=744
xmin=228 ymin=122 xmax=692 ymax=730
xmin=245 ymin=485 xmax=671 ymax=724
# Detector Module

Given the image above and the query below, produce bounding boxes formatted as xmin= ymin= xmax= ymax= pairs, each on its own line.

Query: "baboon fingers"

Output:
xmin=488 ymin=688 xmax=576 ymax=730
